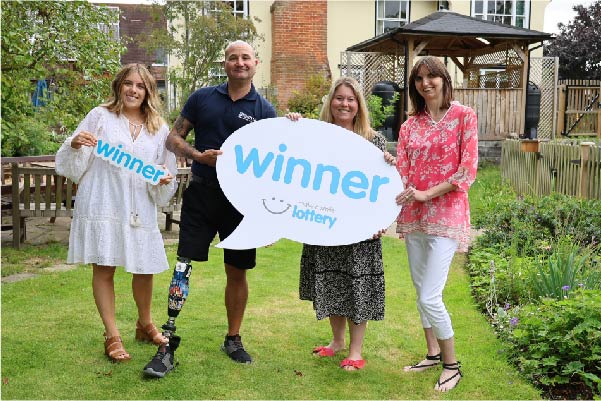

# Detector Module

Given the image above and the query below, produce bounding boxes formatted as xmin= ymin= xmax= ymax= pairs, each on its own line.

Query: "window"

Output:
xmin=472 ymin=0 xmax=529 ymax=28
xmin=208 ymin=0 xmax=248 ymax=18
xmin=98 ymin=6 xmax=120 ymax=41
xmin=209 ymin=62 xmax=227 ymax=84
xmin=153 ymin=48 xmax=167 ymax=66
xmin=227 ymin=0 xmax=248 ymax=18
xmin=376 ymin=0 xmax=409 ymax=35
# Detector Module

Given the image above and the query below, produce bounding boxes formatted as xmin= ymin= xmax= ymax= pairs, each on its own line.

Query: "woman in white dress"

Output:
xmin=56 ymin=64 xmax=177 ymax=362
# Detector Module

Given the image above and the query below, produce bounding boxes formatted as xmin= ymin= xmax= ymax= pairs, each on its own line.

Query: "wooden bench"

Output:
xmin=3 ymin=159 xmax=191 ymax=249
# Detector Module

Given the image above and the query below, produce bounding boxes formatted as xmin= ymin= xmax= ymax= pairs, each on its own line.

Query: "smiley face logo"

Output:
xmin=262 ymin=197 xmax=291 ymax=215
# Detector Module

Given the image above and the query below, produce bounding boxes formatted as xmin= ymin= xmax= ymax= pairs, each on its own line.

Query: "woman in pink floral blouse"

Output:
xmin=391 ymin=56 xmax=478 ymax=392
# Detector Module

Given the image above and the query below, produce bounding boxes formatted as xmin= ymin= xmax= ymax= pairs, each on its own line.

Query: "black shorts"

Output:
xmin=177 ymin=179 xmax=256 ymax=269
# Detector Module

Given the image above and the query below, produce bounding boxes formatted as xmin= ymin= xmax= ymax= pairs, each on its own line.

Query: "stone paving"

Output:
xmin=1 ymin=212 xmax=399 ymax=249
xmin=1 ymin=213 xmax=400 ymax=283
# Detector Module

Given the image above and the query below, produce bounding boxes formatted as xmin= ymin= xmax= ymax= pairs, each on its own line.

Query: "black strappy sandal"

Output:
xmin=405 ymin=353 xmax=441 ymax=371
xmin=435 ymin=362 xmax=462 ymax=391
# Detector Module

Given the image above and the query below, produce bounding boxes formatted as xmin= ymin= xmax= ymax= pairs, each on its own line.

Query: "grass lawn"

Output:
xmin=2 ymin=236 xmax=541 ymax=399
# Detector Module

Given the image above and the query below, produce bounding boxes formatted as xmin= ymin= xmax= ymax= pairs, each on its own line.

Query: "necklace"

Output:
xmin=124 ymin=116 xmax=144 ymax=141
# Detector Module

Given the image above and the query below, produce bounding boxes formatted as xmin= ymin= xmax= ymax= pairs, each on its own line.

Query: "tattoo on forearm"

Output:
xmin=166 ymin=117 xmax=195 ymax=158
xmin=174 ymin=117 xmax=186 ymax=135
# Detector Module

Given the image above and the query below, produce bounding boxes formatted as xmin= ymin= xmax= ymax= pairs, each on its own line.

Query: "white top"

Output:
xmin=56 ymin=106 xmax=177 ymax=274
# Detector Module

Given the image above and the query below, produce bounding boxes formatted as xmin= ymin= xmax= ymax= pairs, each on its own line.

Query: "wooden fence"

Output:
xmin=501 ymin=139 xmax=601 ymax=200
xmin=556 ymin=83 xmax=601 ymax=137
xmin=455 ymin=88 xmax=523 ymax=139
xmin=391 ymin=87 xmax=525 ymax=140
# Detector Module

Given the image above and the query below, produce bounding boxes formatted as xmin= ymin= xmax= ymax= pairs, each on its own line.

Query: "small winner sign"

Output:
xmin=215 ymin=117 xmax=403 ymax=249
xmin=95 ymin=139 xmax=166 ymax=185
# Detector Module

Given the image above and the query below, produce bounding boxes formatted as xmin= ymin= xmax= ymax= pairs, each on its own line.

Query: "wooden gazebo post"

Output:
xmin=513 ymin=43 xmax=530 ymax=136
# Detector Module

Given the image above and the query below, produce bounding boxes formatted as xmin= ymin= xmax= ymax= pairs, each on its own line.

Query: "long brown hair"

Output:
xmin=408 ymin=56 xmax=453 ymax=116
xmin=102 ymin=63 xmax=165 ymax=134
xmin=319 ymin=76 xmax=376 ymax=141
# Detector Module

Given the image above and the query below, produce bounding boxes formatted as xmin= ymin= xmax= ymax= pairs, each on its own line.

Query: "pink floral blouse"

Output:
xmin=396 ymin=101 xmax=478 ymax=252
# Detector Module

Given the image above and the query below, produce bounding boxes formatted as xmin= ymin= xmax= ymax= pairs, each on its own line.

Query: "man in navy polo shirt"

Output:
xmin=144 ymin=40 xmax=276 ymax=378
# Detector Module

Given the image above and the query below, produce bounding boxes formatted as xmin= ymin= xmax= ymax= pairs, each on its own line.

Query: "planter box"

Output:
xmin=520 ymin=140 xmax=540 ymax=153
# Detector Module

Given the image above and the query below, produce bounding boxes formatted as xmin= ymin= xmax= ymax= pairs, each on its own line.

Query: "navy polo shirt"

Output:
xmin=181 ymin=82 xmax=277 ymax=180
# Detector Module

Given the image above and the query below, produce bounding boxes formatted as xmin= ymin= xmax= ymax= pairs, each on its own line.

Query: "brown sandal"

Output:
xmin=104 ymin=335 xmax=131 ymax=363
xmin=135 ymin=320 xmax=167 ymax=345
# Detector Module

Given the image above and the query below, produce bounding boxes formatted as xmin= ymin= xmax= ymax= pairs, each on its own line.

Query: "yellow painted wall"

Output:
xmin=327 ymin=1 xmax=375 ymax=80
xmin=530 ymin=0 xmax=550 ymax=57
xmin=249 ymin=1 xmax=273 ymax=89
xmin=410 ymin=1 xmax=438 ymax=20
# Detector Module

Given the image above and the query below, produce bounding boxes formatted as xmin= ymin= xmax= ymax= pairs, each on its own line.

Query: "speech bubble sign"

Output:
xmin=215 ymin=117 xmax=403 ymax=249
xmin=94 ymin=139 xmax=167 ymax=185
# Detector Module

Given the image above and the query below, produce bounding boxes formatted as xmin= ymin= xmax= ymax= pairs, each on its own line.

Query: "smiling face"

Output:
xmin=119 ymin=71 xmax=146 ymax=112
xmin=414 ymin=65 xmax=444 ymax=103
xmin=224 ymin=41 xmax=258 ymax=83
xmin=330 ymin=84 xmax=358 ymax=129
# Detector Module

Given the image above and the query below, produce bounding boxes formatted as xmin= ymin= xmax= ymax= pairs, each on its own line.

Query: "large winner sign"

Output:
xmin=215 ymin=117 xmax=403 ymax=249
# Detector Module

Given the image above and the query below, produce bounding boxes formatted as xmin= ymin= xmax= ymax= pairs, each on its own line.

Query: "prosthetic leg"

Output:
xmin=143 ymin=257 xmax=192 ymax=378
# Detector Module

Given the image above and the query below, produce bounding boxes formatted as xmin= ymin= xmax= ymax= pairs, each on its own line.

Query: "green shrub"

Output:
xmin=366 ymin=93 xmax=398 ymax=130
xmin=466 ymin=240 xmax=539 ymax=317
xmin=474 ymin=193 xmax=601 ymax=257
xmin=286 ymin=74 xmax=331 ymax=119
xmin=506 ymin=290 xmax=601 ymax=397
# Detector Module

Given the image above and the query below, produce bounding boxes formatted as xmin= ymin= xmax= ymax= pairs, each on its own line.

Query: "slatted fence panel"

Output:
xmin=455 ymin=89 xmax=523 ymax=139
xmin=501 ymin=140 xmax=601 ymax=199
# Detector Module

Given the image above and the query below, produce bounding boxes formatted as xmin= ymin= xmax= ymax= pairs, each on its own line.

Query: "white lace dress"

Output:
xmin=55 ymin=106 xmax=177 ymax=274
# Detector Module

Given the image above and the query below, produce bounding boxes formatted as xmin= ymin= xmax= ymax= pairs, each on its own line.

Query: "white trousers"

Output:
xmin=405 ymin=232 xmax=458 ymax=340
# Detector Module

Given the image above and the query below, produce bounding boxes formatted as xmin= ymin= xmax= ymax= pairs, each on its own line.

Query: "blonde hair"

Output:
xmin=319 ymin=76 xmax=376 ymax=141
xmin=102 ymin=63 xmax=165 ymax=134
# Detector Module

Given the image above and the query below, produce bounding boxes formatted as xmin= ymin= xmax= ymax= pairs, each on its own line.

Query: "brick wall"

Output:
xmin=270 ymin=0 xmax=331 ymax=110
xmin=103 ymin=3 xmax=166 ymax=81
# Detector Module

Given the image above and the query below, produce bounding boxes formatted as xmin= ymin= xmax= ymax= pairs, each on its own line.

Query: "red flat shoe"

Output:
xmin=312 ymin=346 xmax=335 ymax=357
xmin=340 ymin=358 xmax=365 ymax=370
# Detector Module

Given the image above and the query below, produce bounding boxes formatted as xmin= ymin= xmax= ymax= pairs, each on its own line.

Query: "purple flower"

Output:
xmin=562 ymin=285 xmax=570 ymax=291
xmin=503 ymin=303 xmax=511 ymax=311
xmin=509 ymin=317 xmax=519 ymax=327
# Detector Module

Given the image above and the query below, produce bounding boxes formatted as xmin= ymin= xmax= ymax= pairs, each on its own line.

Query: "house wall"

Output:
xmin=410 ymin=0 xmax=438 ymax=19
xmin=327 ymin=1 xmax=375 ymax=82
xmin=103 ymin=3 xmax=167 ymax=82
xmin=270 ymin=0 xmax=330 ymax=109
xmin=249 ymin=1 xmax=272 ymax=90
xmin=249 ymin=0 xmax=549 ymax=110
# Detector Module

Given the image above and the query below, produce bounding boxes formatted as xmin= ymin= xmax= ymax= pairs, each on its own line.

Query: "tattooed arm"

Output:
xmin=166 ymin=116 xmax=222 ymax=167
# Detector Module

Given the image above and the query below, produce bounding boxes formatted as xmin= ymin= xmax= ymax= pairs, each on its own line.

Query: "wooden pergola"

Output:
xmin=345 ymin=11 xmax=553 ymax=138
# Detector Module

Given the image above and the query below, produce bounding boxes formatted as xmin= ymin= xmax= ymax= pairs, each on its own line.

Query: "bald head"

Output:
xmin=225 ymin=40 xmax=255 ymax=59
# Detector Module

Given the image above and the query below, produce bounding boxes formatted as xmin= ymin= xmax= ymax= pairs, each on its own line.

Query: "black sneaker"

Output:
xmin=143 ymin=335 xmax=180 ymax=378
xmin=221 ymin=334 xmax=252 ymax=364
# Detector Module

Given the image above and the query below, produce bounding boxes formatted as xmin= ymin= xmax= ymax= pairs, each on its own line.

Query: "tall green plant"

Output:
xmin=140 ymin=1 xmax=262 ymax=109
xmin=529 ymin=239 xmax=598 ymax=300
xmin=1 ymin=1 xmax=124 ymax=156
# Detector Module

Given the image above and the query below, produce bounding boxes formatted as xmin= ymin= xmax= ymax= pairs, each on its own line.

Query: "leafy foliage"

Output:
xmin=140 ymin=1 xmax=262 ymax=110
xmin=529 ymin=239 xmax=600 ymax=300
xmin=1 ymin=1 xmax=124 ymax=156
xmin=467 ymin=165 xmax=601 ymax=398
xmin=474 ymin=193 xmax=601 ymax=256
xmin=366 ymin=93 xmax=398 ymax=130
xmin=544 ymin=1 xmax=601 ymax=80
xmin=286 ymin=74 xmax=331 ymax=118
xmin=507 ymin=291 xmax=601 ymax=397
